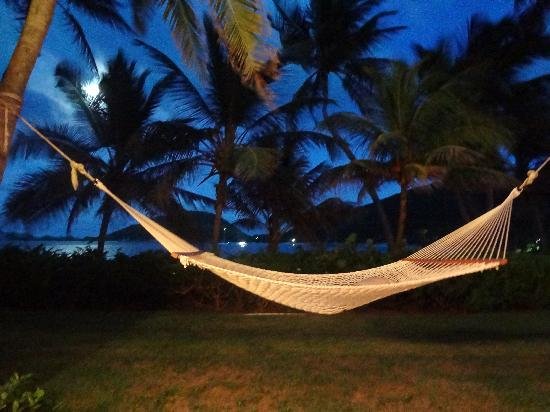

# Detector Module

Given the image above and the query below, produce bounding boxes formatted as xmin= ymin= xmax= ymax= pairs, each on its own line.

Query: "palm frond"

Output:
xmin=3 ymin=160 xmax=98 ymax=224
xmin=10 ymin=124 xmax=102 ymax=162
xmin=66 ymin=183 xmax=98 ymax=234
xmin=210 ymin=0 xmax=265 ymax=80
xmin=129 ymin=0 xmax=155 ymax=33
xmin=54 ymin=62 xmax=105 ymax=137
xmin=136 ymin=40 xmax=214 ymax=123
xmin=4 ymin=0 xmax=29 ymax=16
xmin=67 ymin=0 xmax=133 ymax=31
xmin=231 ymin=146 xmax=278 ymax=180
xmin=245 ymin=96 xmax=329 ymax=135
xmin=61 ymin=8 xmax=99 ymax=76
xmin=354 ymin=10 xmax=406 ymax=52
xmin=174 ymin=188 xmax=216 ymax=208
xmin=157 ymin=0 xmax=203 ymax=72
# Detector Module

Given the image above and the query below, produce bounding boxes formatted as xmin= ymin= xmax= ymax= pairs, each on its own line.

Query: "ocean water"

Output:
xmin=0 ymin=239 xmax=388 ymax=258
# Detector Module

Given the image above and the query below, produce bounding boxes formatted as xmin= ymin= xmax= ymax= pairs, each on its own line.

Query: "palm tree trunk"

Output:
xmin=321 ymin=100 xmax=394 ymax=248
xmin=394 ymin=181 xmax=408 ymax=253
xmin=97 ymin=206 xmax=114 ymax=254
xmin=454 ymin=189 xmax=471 ymax=223
xmin=212 ymin=174 xmax=228 ymax=254
xmin=267 ymin=215 xmax=281 ymax=253
xmin=369 ymin=188 xmax=395 ymax=248
xmin=0 ymin=0 xmax=57 ymax=181
xmin=485 ymin=187 xmax=494 ymax=211
xmin=322 ymin=102 xmax=356 ymax=160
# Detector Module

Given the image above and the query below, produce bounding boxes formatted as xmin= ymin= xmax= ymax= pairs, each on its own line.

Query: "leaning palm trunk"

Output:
xmin=267 ymin=215 xmax=282 ymax=253
xmin=97 ymin=206 xmax=114 ymax=254
xmin=212 ymin=174 xmax=228 ymax=254
xmin=454 ymin=189 xmax=471 ymax=223
xmin=369 ymin=188 xmax=395 ymax=249
xmin=321 ymin=102 xmax=395 ymax=248
xmin=0 ymin=0 xmax=57 ymax=181
xmin=394 ymin=181 xmax=408 ymax=253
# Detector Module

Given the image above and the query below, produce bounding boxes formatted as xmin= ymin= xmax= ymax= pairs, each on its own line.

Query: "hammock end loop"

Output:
xmin=517 ymin=169 xmax=539 ymax=192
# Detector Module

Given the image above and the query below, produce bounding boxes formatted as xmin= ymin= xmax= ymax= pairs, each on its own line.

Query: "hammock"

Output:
xmin=3 ymin=100 xmax=549 ymax=314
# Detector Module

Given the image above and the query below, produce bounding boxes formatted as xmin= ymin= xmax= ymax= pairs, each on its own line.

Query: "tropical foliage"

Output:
xmin=0 ymin=0 xmax=272 ymax=181
xmin=138 ymin=16 xmax=331 ymax=251
xmin=321 ymin=58 xmax=508 ymax=249
xmin=0 ymin=0 xmax=548 ymax=254
xmin=3 ymin=52 xmax=202 ymax=252
xmin=228 ymin=132 xmax=327 ymax=252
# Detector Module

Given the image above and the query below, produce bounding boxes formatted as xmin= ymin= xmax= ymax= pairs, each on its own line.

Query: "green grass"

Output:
xmin=1 ymin=311 xmax=549 ymax=411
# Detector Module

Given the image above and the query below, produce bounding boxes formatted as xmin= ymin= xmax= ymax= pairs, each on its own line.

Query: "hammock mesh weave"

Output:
xmin=98 ymin=181 xmax=517 ymax=314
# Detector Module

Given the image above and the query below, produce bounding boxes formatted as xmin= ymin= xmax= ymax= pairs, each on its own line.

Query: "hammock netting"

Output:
xmin=2 ymin=98 xmax=547 ymax=314
xmin=98 ymin=181 xmax=517 ymax=314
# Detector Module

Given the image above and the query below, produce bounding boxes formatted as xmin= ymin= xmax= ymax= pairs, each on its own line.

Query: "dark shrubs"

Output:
xmin=0 ymin=246 xmax=548 ymax=312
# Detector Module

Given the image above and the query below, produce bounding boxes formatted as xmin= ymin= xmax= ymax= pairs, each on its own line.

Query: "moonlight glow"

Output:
xmin=83 ymin=81 xmax=100 ymax=98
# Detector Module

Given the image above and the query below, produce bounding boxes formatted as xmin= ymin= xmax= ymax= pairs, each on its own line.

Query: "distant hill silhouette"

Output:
xmin=107 ymin=210 xmax=251 ymax=244
xmin=310 ymin=177 xmax=549 ymax=249
xmin=97 ymin=168 xmax=550 ymax=250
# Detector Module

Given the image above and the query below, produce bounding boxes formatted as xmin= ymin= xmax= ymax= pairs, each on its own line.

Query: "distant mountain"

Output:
xmin=310 ymin=183 xmax=549 ymax=249
xmin=107 ymin=210 xmax=251 ymax=244
xmin=4 ymin=173 xmax=546 ymax=250
xmin=105 ymin=183 xmax=549 ymax=249
xmin=0 ymin=231 xmax=83 ymax=241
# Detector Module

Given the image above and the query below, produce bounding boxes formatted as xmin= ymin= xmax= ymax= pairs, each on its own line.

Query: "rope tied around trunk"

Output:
xmin=0 ymin=95 xmax=98 ymax=190
xmin=517 ymin=157 xmax=550 ymax=192
xmin=0 ymin=92 xmax=23 ymax=154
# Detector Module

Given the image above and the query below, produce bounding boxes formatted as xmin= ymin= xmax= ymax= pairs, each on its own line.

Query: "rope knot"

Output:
xmin=69 ymin=160 xmax=87 ymax=190
xmin=0 ymin=92 xmax=22 ymax=111
xmin=518 ymin=169 xmax=539 ymax=191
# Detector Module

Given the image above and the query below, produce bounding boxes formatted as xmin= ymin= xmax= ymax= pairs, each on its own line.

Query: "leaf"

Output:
xmin=68 ymin=0 xmax=133 ymax=32
xmin=231 ymin=146 xmax=278 ymax=180
xmin=61 ymin=9 xmax=99 ymax=76
xmin=209 ymin=0 xmax=265 ymax=80
xmin=157 ymin=0 xmax=203 ymax=73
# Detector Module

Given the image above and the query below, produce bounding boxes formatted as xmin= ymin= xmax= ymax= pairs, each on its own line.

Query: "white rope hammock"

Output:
xmin=3 ymin=99 xmax=549 ymax=314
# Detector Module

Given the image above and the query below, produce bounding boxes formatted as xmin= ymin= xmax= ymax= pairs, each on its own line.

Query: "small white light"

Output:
xmin=238 ymin=241 xmax=247 ymax=248
xmin=291 ymin=238 xmax=296 ymax=243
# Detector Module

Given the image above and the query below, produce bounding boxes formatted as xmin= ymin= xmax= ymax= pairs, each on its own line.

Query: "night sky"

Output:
xmin=0 ymin=0 xmax=546 ymax=237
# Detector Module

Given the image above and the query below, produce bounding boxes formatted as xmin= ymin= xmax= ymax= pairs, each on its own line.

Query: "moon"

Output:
xmin=83 ymin=81 xmax=100 ymax=98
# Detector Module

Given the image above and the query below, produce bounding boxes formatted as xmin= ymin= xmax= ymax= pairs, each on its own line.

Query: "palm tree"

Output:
xmin=0 ymin=0 xmax=270 ymax=181
xmin=315 ymin=158 xmax=394 ymax=246
xmin=270 ymin=0 xmax=404 ymax=245
xmin=3 ymin=52 xmax=202 ymax=253
xmin=228 ymin=131 xmax=327 ymax=253
xmin=0 ymin=0 xmax=133 ymax=181
xmin=504 ymin=75 xmax=550 ymax=179
xmin=417 ymin=0 xmax=550 ymax=177
xmin=414 ymin=1 xmax=550 ymax=211
xmin=139 ymin=16 xmax=327 ymax=252
xmin=323 ymin=59 xmax=507 ymax=251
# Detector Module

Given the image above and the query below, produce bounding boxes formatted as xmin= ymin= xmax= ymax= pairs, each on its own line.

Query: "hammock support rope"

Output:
xmin=1 ymin=99 xmax=548 ymax=314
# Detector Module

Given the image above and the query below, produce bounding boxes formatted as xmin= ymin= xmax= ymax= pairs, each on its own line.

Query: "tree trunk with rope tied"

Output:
xmin=0 ymin=0 xmax=57 ymax=182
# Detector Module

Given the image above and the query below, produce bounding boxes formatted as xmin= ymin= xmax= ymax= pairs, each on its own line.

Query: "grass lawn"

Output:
xmin=1 ymin=311 xmax=549 ymax=411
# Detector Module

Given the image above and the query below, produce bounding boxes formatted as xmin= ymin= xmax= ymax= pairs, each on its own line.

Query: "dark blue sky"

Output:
xmin=0 ymin=0 xmax=545 ymax=237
